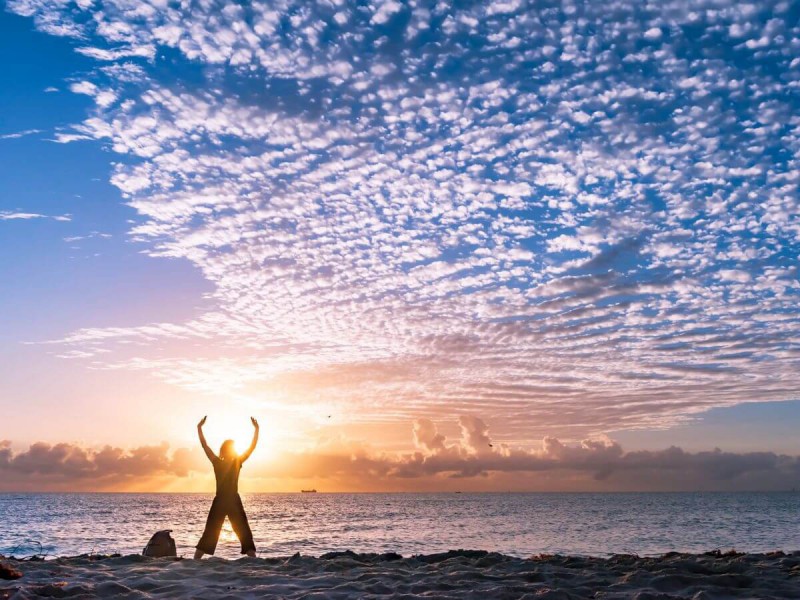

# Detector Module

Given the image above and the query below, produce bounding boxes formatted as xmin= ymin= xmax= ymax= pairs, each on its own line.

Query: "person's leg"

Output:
xmin=228 ymin=494 xmax=257 ymax=557
xmin=195 ymin=496 xmax=226 ymax=559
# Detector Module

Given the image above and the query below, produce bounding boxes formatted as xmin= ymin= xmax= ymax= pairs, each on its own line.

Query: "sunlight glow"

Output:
xmin=202 ymin=413 xmax=257 ymax=459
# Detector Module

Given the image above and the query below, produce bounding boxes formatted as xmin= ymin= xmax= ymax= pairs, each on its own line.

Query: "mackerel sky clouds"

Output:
xmin=2 ymin=0 xmax=800 ymax=476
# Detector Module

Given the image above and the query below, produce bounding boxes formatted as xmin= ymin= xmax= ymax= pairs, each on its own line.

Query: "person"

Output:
xmin=194 ymin=416 xmax=259 ymax=559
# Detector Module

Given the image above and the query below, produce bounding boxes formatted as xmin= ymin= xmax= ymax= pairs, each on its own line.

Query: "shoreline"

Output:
xmin=3 ymin=549 xmax=800 ymax=599
xmin=4 ymin=547 xmax=800 ymax=562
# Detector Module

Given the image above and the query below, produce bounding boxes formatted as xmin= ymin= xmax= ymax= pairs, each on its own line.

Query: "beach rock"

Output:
xmin=283 ymin=552 xmax=303 ymax=566
xmin=703 ymin=549 xmax=744 ymax=558
xmin=319 ymin=550 xmax=362 ymax=561
xmin=377 ymin=552 xmax=403 ymax=562
xmin=0 ymin=563 xmax=22 ymax=580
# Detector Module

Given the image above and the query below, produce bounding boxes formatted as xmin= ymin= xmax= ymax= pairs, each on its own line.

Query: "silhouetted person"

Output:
xmin=194 ymin=416 xmax=259 ymax=559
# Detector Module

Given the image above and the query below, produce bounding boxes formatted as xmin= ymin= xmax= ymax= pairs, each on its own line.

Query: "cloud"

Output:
xmin=0 ymin=440 xmax=203 ymax=490
xmin=370 ymin=0 xmax=404 ymax=25
xmin=3 ymin=418 xmax=800 ymax=491
xmin=458 ymin=416 xmax=493 ymax=455
xmin=643 ymin=27 xmax=662 ymax=41
xmin=413 ymin=418 xmax=446 ymax=454
xmin=0 ymin=211 xmax=71 ymax=222
xmin=63 ymin=231 xmax=112 ymax=243
xmin=0 ymin=129 xmax=43 ymax=140
xmin=243 ymin=418 xmax=800 ymax=490
xmin=8 ymin=0 xmax=800 ymax=442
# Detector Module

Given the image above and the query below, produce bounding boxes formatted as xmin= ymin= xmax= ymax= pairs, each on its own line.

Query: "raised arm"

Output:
xmin=240 ymin=417 xmax=260 ymax=462
xmin=197 ymin=416 xmax=218 ymax=463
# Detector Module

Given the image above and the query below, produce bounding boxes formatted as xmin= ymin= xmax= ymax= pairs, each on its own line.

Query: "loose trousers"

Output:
xmin=196 ymin=493 xmax=256 ymax=555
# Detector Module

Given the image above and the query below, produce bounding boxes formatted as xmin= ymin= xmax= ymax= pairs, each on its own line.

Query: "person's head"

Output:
xmin=219 ymin=439 xmax=237 ymax=460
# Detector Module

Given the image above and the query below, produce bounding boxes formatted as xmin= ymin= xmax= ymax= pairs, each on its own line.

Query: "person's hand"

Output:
xmin=251 ymin=416 xmax=259 ymax=429
xmin=198 ymin=416 xmax=207 ymax=428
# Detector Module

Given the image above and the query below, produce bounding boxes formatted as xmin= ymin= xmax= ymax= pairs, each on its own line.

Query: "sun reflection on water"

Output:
xmin=220 ymin=520 xmax=237 ymax=544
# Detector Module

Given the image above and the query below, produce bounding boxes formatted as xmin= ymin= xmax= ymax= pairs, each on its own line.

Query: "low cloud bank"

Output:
xmin=271 ymin=418 xmax=800 ymax=489
xmin=3 ymin=418 xmax=800 ymax=491
xmin=0 ymin=441 xmax=201 ymax=484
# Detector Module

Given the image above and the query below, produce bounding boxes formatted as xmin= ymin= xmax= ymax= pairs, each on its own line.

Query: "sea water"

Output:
xmin=1 ymin=492 xmax=798 ymax=559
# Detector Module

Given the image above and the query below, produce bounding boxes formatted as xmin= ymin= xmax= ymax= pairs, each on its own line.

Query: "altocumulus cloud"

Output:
xmin=8 ymin=0 xmax=800 ymax=440
xmin=3 ymin=418 xmax=800 ymax=491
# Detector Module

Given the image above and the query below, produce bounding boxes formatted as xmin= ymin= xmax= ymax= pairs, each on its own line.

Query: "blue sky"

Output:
xmin=2 ymin=1 xmax=800 ymax=490
xmin=0 ymin=10 xmax=208 ymax=336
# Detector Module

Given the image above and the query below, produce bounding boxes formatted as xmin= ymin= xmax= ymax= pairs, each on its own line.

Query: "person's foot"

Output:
xmin=245 ymin=550 xmax=256 ymax=558
xmin=193 ymin=549 xmax=205 ymax=560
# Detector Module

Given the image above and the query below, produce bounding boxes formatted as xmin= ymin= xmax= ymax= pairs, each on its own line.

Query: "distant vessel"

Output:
xmin=301 ymin=489 xmax=317 ymax=493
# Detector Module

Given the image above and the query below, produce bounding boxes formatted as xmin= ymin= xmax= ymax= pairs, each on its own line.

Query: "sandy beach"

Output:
xmin=2 ymin=549 xmax=799 ymax=599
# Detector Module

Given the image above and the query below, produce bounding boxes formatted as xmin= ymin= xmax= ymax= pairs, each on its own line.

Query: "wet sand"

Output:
xmin=2 ymin=549 xmax=800 ymax=599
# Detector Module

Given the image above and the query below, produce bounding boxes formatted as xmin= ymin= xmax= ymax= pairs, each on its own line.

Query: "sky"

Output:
xmin=1 ymin=0 xmax=800 ymax=492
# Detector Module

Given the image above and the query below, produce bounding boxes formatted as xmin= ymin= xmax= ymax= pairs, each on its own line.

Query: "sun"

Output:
xmin=202 ymin=413 xmax=258 ymax=458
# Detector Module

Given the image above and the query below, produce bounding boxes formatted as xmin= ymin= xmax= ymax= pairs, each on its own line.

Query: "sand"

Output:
xmin=2 ymin=549 xmax=800 ymax=599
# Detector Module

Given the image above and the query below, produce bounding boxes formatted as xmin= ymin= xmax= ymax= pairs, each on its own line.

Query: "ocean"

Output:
xmin=1 ymin=492 xmax=798 ymax=559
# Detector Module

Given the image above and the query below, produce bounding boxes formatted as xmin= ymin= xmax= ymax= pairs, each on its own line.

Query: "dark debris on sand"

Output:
xmin=0 ymin=563 xmax=22 ymax=581
xmin=2 ymin=549 xmax=800 ymax=599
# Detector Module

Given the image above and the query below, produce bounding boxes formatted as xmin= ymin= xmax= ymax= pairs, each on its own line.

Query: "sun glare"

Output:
xmin=203 ymin=413 xmax=257 ymax=458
